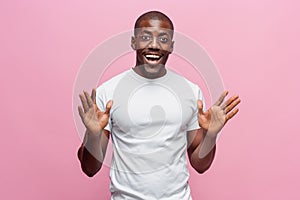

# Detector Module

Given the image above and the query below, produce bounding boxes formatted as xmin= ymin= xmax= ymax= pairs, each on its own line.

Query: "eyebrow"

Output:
xmin=141 ymin=30 xmax=152 ymax=35
xmin=158 ymin=33 xmax=169 ymax=37
xmin=140 ymin=30 xmax=170 ymax=37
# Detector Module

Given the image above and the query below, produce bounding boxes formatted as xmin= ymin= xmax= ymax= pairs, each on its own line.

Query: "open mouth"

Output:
xmin=144 ymin=53 xmax=163 ymax=62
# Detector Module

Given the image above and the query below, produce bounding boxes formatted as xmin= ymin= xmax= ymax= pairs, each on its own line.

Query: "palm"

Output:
xmin=78 ymin=89 xmax=112 ymax=136
xmin=81 ymin=107 xmax=104 ymax=135
xmin=198 ymin=105 xmax=226 ymax=134
xmin=198 ymin=91 xmax=240 ymax=137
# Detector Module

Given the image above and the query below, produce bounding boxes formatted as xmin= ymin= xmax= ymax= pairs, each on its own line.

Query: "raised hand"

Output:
xmin=78 ymin=89 xmax=113 ymax=136
xmin=197 ymin=91 xmax=240 ymax=137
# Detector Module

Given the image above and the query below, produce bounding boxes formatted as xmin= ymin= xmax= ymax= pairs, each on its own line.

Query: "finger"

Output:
xmin=225 ymin=98 xmax=241 ymax=114
xmin=94 ymin=103 xmax=99 ymax=112
xmin=197 ymin=100 xmax=204 ymax=115
xmin=79 ymin=93 xmax=89 ymax=112
xmin=91 ymin=88 xmax=96 ymax=104
xmin=104 ymin=100 xmax=113 ymax=115
xmin=84 ymin=91 xmax=94 ymax=108
xmin=225 ymin=108 xmax=239 ymax=122
xmin=221 ymin=95 xmax=239 ymax=110
xmin=214 ymin=91 xmax=228 ymax=106
xmin=91 ymin=89 xmax=99 ymax=111
xmin=78 ymin=106 xmax=84 ymax=119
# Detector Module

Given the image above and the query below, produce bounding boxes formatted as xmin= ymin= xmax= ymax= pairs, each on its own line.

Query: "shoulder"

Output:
xmin=167 ymin=69 xmax=202 ymax=97
xmin=96 ymin=70 xmax=130 ymax=96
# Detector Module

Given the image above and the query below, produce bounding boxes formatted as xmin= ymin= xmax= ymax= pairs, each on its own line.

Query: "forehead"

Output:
xmin=136 ymin=19 xmax=173 ymax=36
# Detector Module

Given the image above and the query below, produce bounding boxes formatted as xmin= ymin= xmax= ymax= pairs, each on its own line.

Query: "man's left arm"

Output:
xmin=187 ymin=91 xmax=241 ymax=174
xmin=187 ymin=128 xmax=216 ymax=174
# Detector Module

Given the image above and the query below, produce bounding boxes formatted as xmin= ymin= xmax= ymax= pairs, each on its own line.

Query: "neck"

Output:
xmin=133 ymin=64 xmax=167 ymax=79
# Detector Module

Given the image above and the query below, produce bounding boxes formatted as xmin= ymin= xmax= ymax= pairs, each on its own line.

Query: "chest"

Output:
xmin=110 ymin=83 xmax=196 ymax=135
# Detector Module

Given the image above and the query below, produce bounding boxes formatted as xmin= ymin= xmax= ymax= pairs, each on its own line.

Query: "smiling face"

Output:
xmin=132 ymin=18 xmax=174 ymax=79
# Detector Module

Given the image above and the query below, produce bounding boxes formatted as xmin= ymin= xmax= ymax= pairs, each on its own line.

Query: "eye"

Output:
xmin=140 ymin=35 xmax=151 ymax=41
xmin=159 ymin=37 xmax=169 ymax=43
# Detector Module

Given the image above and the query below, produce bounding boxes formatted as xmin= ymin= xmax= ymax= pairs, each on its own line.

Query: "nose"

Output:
xmin=148 ymin=37 xmax=160 ymax=49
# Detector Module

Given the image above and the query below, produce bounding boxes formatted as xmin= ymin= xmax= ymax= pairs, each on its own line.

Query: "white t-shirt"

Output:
xmin=96 ymin=68 xmax=205 ymax=200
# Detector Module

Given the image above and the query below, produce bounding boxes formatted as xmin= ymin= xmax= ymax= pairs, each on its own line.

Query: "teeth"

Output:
xmin=145 ymin=54 xmax=160 ymax=59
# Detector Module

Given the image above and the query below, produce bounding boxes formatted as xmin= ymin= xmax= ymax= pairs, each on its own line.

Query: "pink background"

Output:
xmin=1 ymin=0 xmax=299 ymax=199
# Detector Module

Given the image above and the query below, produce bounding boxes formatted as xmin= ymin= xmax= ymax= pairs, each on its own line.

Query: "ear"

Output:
xmin=169 ymin=41 xmax=175 ymax=54
xmin=131 ymin=36 xmax=137 ymax=50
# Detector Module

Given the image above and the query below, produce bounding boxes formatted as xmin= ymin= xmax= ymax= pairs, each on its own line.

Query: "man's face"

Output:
xmin=132 ymin=19 xmax=174 ymax=76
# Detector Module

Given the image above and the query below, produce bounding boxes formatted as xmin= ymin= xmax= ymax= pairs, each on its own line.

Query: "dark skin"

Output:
xmin=78 ymin=17 xmax=240 ymax=176
xmin=131 ymin=19 xmax=174 ymax=79
xmin=77 ymin=90 xmax=112 ymax=177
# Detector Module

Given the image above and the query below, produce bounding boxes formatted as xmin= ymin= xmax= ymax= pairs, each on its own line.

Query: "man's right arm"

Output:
xmin=78 ymin=129 xmax=110 ymax=177
xmin=77 ymin=89 xmax=113 ymax=177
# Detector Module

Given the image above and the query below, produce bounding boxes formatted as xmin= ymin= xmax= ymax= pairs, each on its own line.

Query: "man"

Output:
xmin=77 ymin=11 xmax=240 ymax=199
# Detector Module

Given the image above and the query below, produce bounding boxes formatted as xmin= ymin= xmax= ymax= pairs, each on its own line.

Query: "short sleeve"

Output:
xmin=96 ymin=85 xmax=112 ymax=132
xmin=186 ymin=87 xmax=206 ymax=131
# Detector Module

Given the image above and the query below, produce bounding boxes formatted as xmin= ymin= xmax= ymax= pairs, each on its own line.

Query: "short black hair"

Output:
xmin=134 ymin=11 xmax=174 ymax=37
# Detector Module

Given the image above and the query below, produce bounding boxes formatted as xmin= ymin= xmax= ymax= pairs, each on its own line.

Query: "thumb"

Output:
xmin=197 ymin=100 xmax=204 ymax=115
xmin=104 ymin=100 xmax=113 ymax=114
